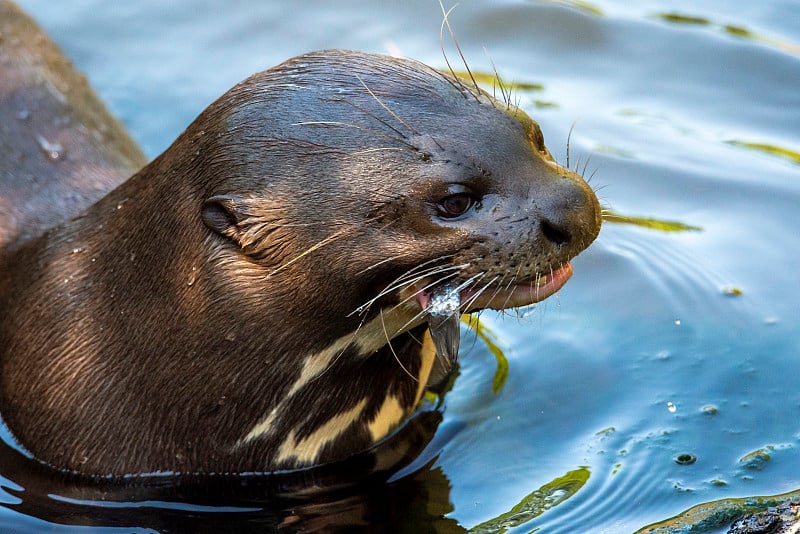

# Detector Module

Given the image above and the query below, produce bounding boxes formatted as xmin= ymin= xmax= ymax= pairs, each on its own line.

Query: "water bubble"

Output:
xmin=667 ymin=402 xmax=677 ymax=413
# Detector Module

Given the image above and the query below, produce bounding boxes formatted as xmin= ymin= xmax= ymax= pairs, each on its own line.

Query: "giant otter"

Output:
xmin=0 ymin=19 xmax=601 ymax=475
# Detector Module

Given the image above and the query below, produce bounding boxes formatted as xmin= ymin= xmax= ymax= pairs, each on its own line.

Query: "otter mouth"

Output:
xmin=414 ymin=262 xmax=573 ymax=312
xmin=413 ymin=262 xmax=573 ymax=373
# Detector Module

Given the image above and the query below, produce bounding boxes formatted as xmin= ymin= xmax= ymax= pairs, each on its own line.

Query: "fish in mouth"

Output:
xmin=417 ymin=263 xmax=574 ymax=373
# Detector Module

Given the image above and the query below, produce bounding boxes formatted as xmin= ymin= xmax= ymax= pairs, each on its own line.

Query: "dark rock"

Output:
xmin=728 ymin=501 xmax=800 ymax=534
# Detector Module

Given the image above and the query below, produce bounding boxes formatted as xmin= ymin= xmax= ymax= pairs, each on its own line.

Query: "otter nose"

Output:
xmin=540 ymin=217 xmax=572 ymax=246
xmin=536 ymin=172 xmax=601 ymax=250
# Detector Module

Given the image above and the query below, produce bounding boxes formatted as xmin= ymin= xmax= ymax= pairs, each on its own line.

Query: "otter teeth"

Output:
xmin=426 ymin=282 xmax=461 ymax=372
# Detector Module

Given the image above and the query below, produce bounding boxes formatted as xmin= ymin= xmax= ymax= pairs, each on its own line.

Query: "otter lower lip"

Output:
xmin=413 ymin=262 xmax=573 ymax=313
xmin=463 ymin=263 xmax=573 ymax=311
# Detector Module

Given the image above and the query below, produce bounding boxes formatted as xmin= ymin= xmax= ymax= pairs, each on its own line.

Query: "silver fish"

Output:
xmin=426 ymin=282 xmax=461 ymax=372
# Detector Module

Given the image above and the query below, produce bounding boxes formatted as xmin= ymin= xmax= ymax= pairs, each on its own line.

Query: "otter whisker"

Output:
xmin=405 ymin=328 xmax=423 ymax=347
xmin=461 ymin=274 xmax=501 ymax=311
xmin=326 ymin=95 xmax=415 ymax=146
xmin=573 ymin=155 xmax=582 ymax=176
xmin=371 ymin=263 xmax=451 ymax=293
xmin=452 ymin=271 xmax=486 ymax=296
xmin=268 ymin=227 xmax=351 ymax=278
xmin=392 ymin=266 xmax=482 ymax=333
xmin=350 ymin=261 xmax=465 ymax=317
xmin=294 ymin=110 xmax=418 ymax=151
xmin=390 ymin=260 xmax=461 ymax=285
xmin=526 ymin=266 xmax=558 ymax=311
xmin=292 ymin=85 xmax=422 ymax=150
xmin=398 ymin=307 xmax=436 ymax=337
xmin=511 ymin=253 xmax=527 ymax=283
xmin=389 ymin=262 xmax=466 ymax=292
xmin=352 ymin=147 xmax=407 ymax=156
xmin=438 ymin=1 xmax=482 ymax=104
xmin=370 ymin=255 xmax=458 ymax=290
xmin=566 ymin=122 xmax=576 ymax=169
xmin=354 ymin=255 xmax=408 ymax=276
xmin=354 ymin=73 xmax=419 ymax=136
xmin=394 ymin=273 xmax=464 ymax=332
xmin=437 ymin=2 xmax=469 ymax=97
xmin=306 ymin=319 xmax=365 ymax=386
xmin=481 ymin=279 xmax=511 ymax=313
xmin=485 ymin=51 xmax=512 ymax=111
xmin=499 ymin=275 xmax=520 ymax=311
xmin=240 ymin=216 xmax=349 ymax=229
xmin=380 ymin=309 xmax=419 ymax=383
xmin=363 ymin=264 xmax=467 ymax=318
xmin=293 ymin=120 xmax=366 ymax=128
xmin=506 ymin=264 xmax=533 ymax=317
xmin=581 ymin=153 xmax=595 ymax=178
xmin=552 ymin=263 xmax=563 ymax=308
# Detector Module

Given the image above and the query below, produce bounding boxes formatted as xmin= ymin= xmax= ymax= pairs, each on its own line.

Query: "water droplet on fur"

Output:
xmin=187 ymin=267 xmax=197 ymax=286
xmin=35 ymin=134 xmax=65 ymax=160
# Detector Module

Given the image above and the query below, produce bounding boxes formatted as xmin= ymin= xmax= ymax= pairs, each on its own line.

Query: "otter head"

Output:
xmin=198 ymin=50 xmax=600 ymax=346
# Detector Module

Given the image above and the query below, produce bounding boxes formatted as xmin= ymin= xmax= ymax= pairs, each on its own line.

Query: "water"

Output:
xmin=9 ymin=0 xmax=800 ymax=531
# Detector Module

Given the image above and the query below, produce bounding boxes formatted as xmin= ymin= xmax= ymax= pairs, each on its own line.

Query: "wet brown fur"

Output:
xmin=0 ymin=1 xmax=147 ymax=252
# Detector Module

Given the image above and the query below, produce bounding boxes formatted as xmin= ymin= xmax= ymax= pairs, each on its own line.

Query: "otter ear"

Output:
xmin=202 ymin=195 xmax=247 ymax=242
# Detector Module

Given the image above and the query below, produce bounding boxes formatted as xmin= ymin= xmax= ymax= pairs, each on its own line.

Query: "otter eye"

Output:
xmin=437 ymin=193 xmax=475 ymax=218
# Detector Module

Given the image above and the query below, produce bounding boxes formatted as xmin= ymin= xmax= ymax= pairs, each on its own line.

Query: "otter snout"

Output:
xmin=535 ymin=170 xmax=602 ymax=255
